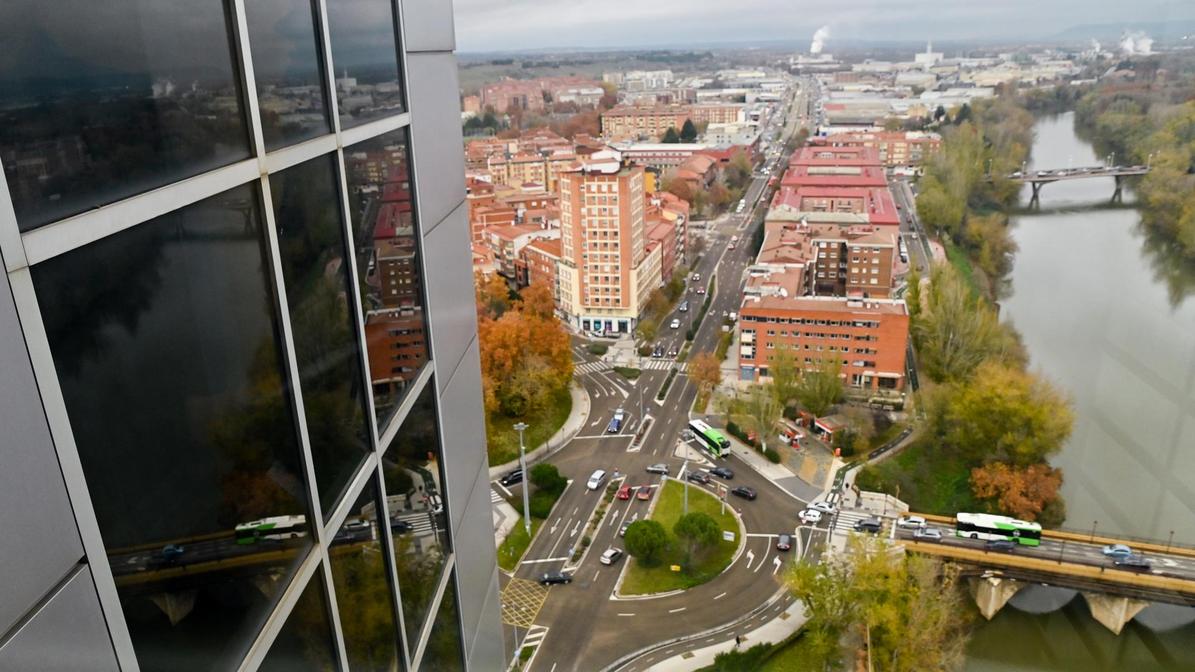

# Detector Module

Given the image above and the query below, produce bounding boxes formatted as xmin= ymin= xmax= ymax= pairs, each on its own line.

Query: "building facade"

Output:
xmin=0 ymin=2 xmax=501 ymax=670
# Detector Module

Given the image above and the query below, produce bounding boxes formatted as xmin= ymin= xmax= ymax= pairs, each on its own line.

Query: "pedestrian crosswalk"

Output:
xmin=641 ymin=359 xmax=687 ymax=372
xmin=574 ymin=361 xmax=609 ymax=375
xmin=832 ymin=509 xmax=888 ymax=536
xmin=391 ymin=508 xmax=443 ymax=537
xmin=521 ymin=625 xmax=550 ymax=648
xmin=490 ymin=488 xmax=505 ymax=505
xmin=573 ymin=359 xmax=687 ymax=375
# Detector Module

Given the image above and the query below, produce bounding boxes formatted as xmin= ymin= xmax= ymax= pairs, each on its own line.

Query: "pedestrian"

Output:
xmin=734 ymin=635 xmax=742 ymax=649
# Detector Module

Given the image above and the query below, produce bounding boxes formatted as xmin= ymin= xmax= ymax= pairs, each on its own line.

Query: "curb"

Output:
xmin=489 ymin=382 xmax=591 ymax=479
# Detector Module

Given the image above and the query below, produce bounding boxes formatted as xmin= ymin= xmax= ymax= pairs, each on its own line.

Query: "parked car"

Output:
xmin=799 ymin=509 xmax=822 ymax=524
xmin=710 ymin=466 xmax=735 ymax=480
xmin=686 ymin=471 xmax=710 ymax=485
xmin=498 ymin=469 xmax=524 ymax=487
xmin=913 ymin=527 xmax=942 ymax=542
xmin=636 ymin=485 xmax=653 ymax=501
xmin=731 ymin=486 xmax=757 ymax=500
xmin=809 ymin=501 xmax=835 ymax=514
xmin=586 ymin=469 xmax=607 ymax=491
xmin=670 ymin=318 xmax=681 ymax=329
xmin=985 ymin=539 xmax=1016 ymax=552
xmin=539 ymin=571 xmax=572 ymax=585
xmin=1114 ymin=555 xmax=1152 ymax=572
xmin=617 ymin=483 xmax=632 ymax=500
xmin=646 ymin=463 xmax=669 ymax=475
xmin=896 ymin=516 xmax=927 ymax=530
xmin=599 ymin=548 xmax=624 ymax=566
xmin=853 ymin=518 xmax=882 ymax=534
xmin=1102 ymin=544 xmax=1134 ymax=559
xmin=776 ymin=534 xmax=793 ymax=552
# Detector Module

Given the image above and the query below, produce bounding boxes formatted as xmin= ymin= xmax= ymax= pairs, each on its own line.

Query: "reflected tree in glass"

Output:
xmin=419 ymin=574 xmax=465 ymax=671
xmin=258 ymin=572 xmax=337 ymax=672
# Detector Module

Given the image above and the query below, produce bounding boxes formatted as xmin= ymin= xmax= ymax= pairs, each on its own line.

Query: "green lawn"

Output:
xmin=497 ymin=517 xmax=544 ymax=572
xmin=757 ymin=632 xmax=824 ymax=671
xmin=487 ymin=387 xmax=572 ymax=466
xmin=620 ymin=480 xmax=742 ymax=595
xmin=855 ymin=437 xmax=979 ymax=516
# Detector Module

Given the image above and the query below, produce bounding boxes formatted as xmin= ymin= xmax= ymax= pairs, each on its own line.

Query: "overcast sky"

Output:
xmin=453 ymin=0 xmax=1195 ymax=53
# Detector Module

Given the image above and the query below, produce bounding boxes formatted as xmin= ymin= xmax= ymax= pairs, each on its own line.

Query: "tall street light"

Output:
xmin=513 ymin=422 xmax=531 ymax=536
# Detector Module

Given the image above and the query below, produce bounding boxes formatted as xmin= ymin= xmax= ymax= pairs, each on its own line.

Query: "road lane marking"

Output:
xmin=618 ymin=612 xmax=636 ymax=616
xmin=714 ymin=592 xmax=727 ymax=600
xmin=668 ymin=607 xmax=686 ymax=614
xmin=746 ymin=533 xmax=777 ymax=538
xmin=494 ymin=483 xmax=512 ymax=498
xmin=569 ymin=520 xmax=581 ymax=538
xmin=520 ymin=557 xmax=571 ymax=565
xmin=773 ymin=556 xmax=782 ymax=575
xmin=745 ymin=550 xmax=755 ymax=569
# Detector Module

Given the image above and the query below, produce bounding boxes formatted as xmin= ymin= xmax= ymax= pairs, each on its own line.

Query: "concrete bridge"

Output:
xmin=1006 ymin=164 xmax=1150 ymax=204
xmin=895 ymin=512 xmax=1195 ymax=634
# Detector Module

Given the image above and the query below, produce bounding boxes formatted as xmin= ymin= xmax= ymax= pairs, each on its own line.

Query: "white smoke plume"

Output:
xmin=810 ymin=26 xmax=830 ymax=55
xmin=1120 ymin=30 xmax=1154 ymax=55
xmin=1090 ymin=38 xmax=1101 ymax=53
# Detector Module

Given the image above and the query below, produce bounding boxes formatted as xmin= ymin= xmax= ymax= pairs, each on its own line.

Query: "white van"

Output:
xmin=586 ymin=469 xmax=607 ymax=491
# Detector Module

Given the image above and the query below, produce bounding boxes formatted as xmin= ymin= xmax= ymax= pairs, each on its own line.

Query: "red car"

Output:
xmin=617 ymin=484 xmax=632 ymax=500
xmin=636 ymin=485 xmax=652 ymax=501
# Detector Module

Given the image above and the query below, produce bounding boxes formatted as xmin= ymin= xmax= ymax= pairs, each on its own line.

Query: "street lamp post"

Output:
xmin=514 ymin=422 xmax=531 ymax=536
xmin=1167 ymin=530 xmax=1175 ymax=554
xmin=1090 ymin=520 xmax=1098 ymax=543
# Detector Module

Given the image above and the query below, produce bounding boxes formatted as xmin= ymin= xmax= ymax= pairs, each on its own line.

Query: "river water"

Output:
xmin=964 ymin=112 xmax=1195 ymax=670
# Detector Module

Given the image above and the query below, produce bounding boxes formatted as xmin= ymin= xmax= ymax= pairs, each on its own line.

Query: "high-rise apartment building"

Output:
xmin=0 ymin=2 xmax=500 ymax=670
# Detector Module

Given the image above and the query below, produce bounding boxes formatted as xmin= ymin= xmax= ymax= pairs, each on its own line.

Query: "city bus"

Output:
xmin=954 ymin=512 xmax=1041 ymax=546
xmin=688 ymin=419 xmax=730 ymax=458
xmin=235 ymin=515 xmax=308 ymax=545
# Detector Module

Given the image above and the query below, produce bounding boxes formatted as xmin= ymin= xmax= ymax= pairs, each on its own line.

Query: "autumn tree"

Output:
xmin=970 ymin=462 xmax=1063 ymax=522
xmin=689 ymin=352 xmax=722 ymax=397
xmin=708 ymin=182 xmax=732 ymax=209
xmin=635 ymin=317 xmax=658 ymax=343
xmin=794 ymin=356 xmax=843 ymax=417
xmin=663 ymin=174 xmax=694 ymax=203
xmin=725 ymin=150 xmax=753 ymax=190
xmin=474 ymin=271 xmax=511 ymax=320
xmin=477 ymin=309 xmax=573 ymax=418
xmin=519 ymin=281 xmax=555 ymax=320
xmin=673 ymin=512 xmax=720 ymax=567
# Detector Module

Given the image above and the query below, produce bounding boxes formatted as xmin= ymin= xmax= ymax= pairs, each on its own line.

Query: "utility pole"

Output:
xmin=514 ymin=422 xmax=531 ymax=536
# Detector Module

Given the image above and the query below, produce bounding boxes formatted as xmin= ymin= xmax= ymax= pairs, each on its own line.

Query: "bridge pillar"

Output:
xmin=968 ymin=576 xmax=1026 ymax=620
xmin=1082 ymin=592 xmax=1150 ymax=635
xmin=149 ymin=590 xmax=197 ymax=626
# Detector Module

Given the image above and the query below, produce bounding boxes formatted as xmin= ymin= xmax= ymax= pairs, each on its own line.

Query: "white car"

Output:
xmin=586 ymin=469 xmax=607 ymax=491
xmin=670 ymin=318 xmax=681 ymax=329
xmin=897 ymin=515 xmax=927 ymax=530
xmin=913 ymin=527 xmax=942 ymax=542
xmin=809 ymin=501 xmax=835 ymax=515
xmin=599 ymin=548 xmax=624 ymax=565
xmin=799 ymin=509 xmax=823 ymax=524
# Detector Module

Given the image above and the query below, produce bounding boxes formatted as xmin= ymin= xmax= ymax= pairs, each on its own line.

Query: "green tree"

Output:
xmin=680 ymin=118 xmax=698 ymax=142
xmin=662 ymin=127 xmax=681 ymax=143
xmin=725 ymin=150 xmax=753 ymax=190
xmin=905 ymin=266 xmax=923 ymax=323
xmin=728 ymin=383 xmax=783 ymax=452
xmin=624 ymin=520 xmax=668 ymax=565
xmin=915 ymin=264 xmax=1024 ymax=382
xmin=530 ymin=463 xmax=566 ymax=494
xmin=673 ymin=512 xmax=720 ymax=566
xmin=768 ymin=348 xmax=800 ymax=411
xmin=635 ymin=317 xmax=658 ymax=343
xmin=794 ymin=357 xmax=843 ymax=417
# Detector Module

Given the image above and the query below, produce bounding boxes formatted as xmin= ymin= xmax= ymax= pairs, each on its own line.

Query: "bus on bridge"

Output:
xmin=955 ymin=512 xmax=1042 ymax=546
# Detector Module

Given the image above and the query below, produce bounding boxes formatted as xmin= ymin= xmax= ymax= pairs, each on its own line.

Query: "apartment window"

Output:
xmin=33 ymin=185 xmax=312 ymax=670
xmin=271 ymin=154 xmax=372 ymax=518
xmin=244 ymin=0 xmax=332 ymax=149
xmin=0 ymin=0 xmax=252 ymax=230
xmin=326 ymin=0 xmax=405 ymax=127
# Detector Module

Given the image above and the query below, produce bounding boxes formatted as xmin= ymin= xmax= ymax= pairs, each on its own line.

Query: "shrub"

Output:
xmin=530 ymin=463 xmax=567 ymax=495
xmin=614 ymin=366 xmax=642 ymax=380
xmin=765 ymin=448 xmax=781 ymax=463
xmin=657 ymin=367 xmax=679 ymax=400
xmin=529 ymin=490 xmax=557 ymax=519
xmin=587 ymin=343 xmax=608 ymax=356
xmin=638 ymin=344 xmax=653 ymax=357
xmin=582 ymin=535 xmax=592 ymax=548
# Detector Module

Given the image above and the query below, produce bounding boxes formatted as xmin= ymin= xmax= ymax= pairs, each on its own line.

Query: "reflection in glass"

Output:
xmin=344 ymin=130 xmax=428 ymax=427
xmin=383 ymin=382 xmax=451 ymax=647
xmin=329 ymin=482 xmax=402 ymax=671
xmin=243 ymin=0 xmax=331 ymax=150
xmin=259 ymin=572 xmax=337 ymax=672
xmin=0 ymin=1 xmax=251 ymax=230
xmin=270 ymin=155 xmax=372 ymax=519
xmin=325 ymin=0 xmax=405 ymax=127
xmin=419 ymin=574 xmax=465 ymax=671
xmin=32 ymin=185 xmax=311 ymax=671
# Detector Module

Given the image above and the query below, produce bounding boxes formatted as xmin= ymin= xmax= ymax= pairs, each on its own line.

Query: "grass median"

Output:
xmin=620 ymin=480 xmax=742 ymax=595
xmin=497 ymin=517 xmax=544 ymax=572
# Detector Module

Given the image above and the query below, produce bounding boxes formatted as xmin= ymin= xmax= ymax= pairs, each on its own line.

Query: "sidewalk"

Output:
xmin=488 ymin=382 xmax=591 ymax=479
xmin=714 ymin=428 xmax=828 ymax=503
xmin=648 ymin=596 xmax=808 ymax=671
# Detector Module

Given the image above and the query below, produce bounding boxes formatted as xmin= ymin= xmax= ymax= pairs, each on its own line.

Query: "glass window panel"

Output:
xmin=419 ymin=575 xmax=465 ymax=672
xmin=325 ymin=0 xmax=405 ymax=128
xmin=0 ymin=1 xmax=251 ymax=231
xmin=243 ymin=0 xmax=331 ymax=150
xmin=32 ymin=184 xmax=312 ymax=672
xmin=382 ymin=382 xmax=451 ymax=646
xmin=329 ymin=480 xmax=403 ymax=671
xmin=269 ymin=154 xmax=372 ymax=519
xmin=343 ymin=130 xmax=428 ymax=427
xmin=259 ymin=572 xmax=338 ymax=672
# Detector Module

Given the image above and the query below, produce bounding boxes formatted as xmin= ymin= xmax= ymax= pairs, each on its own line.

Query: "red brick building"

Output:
xmin=522 ymin=238 xmax=562 ymax=307
xmin=816 ymin=131 xmax=942 ymax=167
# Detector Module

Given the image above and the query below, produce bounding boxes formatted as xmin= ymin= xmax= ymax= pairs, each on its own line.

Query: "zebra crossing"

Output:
xmin=573 ymin=359 xmax=687 ymax=375
xmin=391 ymin=509 xmax=443 ymax=537
xmin=574 ymin=361 xmax=609 ymax=375
xmin=521 ymin=624 xmax=550 ymax=648
xmin=832 ymin=509 xmax=888 ymax=536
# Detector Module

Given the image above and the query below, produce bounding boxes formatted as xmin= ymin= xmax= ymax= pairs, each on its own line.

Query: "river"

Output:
xmin=964 ymin=112 xmax=1195 ymax=670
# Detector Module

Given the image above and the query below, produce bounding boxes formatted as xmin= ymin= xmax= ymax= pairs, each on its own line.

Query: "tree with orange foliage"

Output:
xmin=970 ymin=462 xmax=1063 ymax=522
xmin=689 ymin=352 xmax=722 ymax=396
xmin=475 ymin=271 xmax=511 ymax=321
xmin=477 ymin=300 xmax=573 ymax=418
xmin=519 ymin=281 xmax=556 ymax=321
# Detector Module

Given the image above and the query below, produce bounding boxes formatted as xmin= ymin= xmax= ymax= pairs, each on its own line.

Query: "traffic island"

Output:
xmin=617 ymin=479 xmax=744 ymax=595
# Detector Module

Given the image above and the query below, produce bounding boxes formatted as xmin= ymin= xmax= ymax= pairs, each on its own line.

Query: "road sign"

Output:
xmin=723 ymin=530 xmax=735 ymax=542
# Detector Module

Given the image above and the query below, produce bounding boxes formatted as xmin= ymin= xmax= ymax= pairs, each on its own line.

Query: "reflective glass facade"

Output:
xmin=0 ymin=1 xmax=490 ymax=670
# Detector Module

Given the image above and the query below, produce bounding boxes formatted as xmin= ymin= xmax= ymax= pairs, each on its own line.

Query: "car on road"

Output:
xmin=619 ymin=522 xmax=631 ymax=537
xmin=1102 ymin=544 xmax=1134 ymax=559
xmin=799 ymin=509 xmax=823 ymax=524
xmin=896 ymin=516 xmax=927 ymax=530
xmin=159 ymin=544 xmax=185 ymax=563
xmin=389 ymin=517 xmax=412 ymax=534
xmin=617 ymin=483 xmax=632 ymax=500
xmin=679 ymin=300 xmax=689 ymax=312
xmin=668 ymin=346 xmax=678 ymax=357
xmin=1114 ymin=555 xmax=1152 ymax=572
xmin=710 ymin=466 xmax=735 ymax=480
xmin=853 ymin=518 xmax=882 ymax=534
xmin=686 ymin=471 xmax=710 ymax=484
xmin=728 ymin=241 xmax=736 ymax=249
xmin=636 ymin=485 xmax=652 ymax=501
xmin=539 ymin=571 xmax=572 ymax=585
xmin=606 ymin=409 xmax=626 ymax=434
xmin=695 ymin=286 xmax=705 ymax=294
xmin=599 ymin=548 xmax=624 ymax=565
xmin=498 ymin=469 xmax=523 ymax=487
xmin=776 ymin=534 xmax=793 ymax=551
xmin=913 ymin=527 xmax=942 ymax=542
xmin=652 ymin=344 xmax=664 ymax=358
xmin=646 ymin=463 xmax=669 ymax=475
xmin=731 ymin=486 xmax=757 ymax=500
xmin=586 ymin=469 xmax=607 ymax=491
xmin=692 ymin=273 xmax=701 ymax=282
xmin=984 ymin=539 xmax=1016 ymax=552
xmin=670 ymin=318 xmax=681 ymax=329
xmin=809 ymin=501 xmax=835 ymax=515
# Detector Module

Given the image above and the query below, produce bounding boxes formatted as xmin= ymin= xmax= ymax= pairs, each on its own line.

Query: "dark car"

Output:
xmin=668 ymin=347 xmax=679 ymax=357
xmin=539 ymin=571 xmax=572 ymax=586
xmin=159 ymin=544 xmax=185 ymax=563
xmin=636 ymin=485 xmax=652 ymax=501
xmin=731 ymin=486 xmax=757 ymax=500
xmin=686 ymin=471 xmax=711 ymax=485
xmin=390 ymin=517 xmax=413 ymax=534
xmin=1114 ymin=555 xmax=1152 ymax=572
xmin=710 ymin=466 xmax=735 ymax=480
xmin=776 ymin=534 xmax=793 ymax=551
xmin=498 ymin=469 xmax=524 ymax=487
xmin=652 ymin=344 xmax=665 ymax=358
xmin=985 ymin=539 xmax=1016 ymax=552
xmin=853 ymin=518 xmax=882 ymax=534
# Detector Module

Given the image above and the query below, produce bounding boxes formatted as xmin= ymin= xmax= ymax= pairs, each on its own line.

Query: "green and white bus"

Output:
xmin=689 ymin=419 xmax=730 ymax=458
xmin=954 ymin=512 xmax=1042 ymax=547
xmin=235 ymin=515 xmax=308 ymax=545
